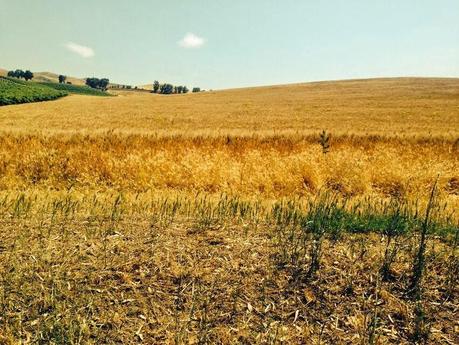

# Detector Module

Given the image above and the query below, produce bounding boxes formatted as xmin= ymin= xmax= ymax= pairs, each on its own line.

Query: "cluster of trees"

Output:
xmin=7 ymin=69 xmax=34 ymax=81
xmin=152 ymin=83 xmax=203 ymax=94
xmin=151 ymin=81 xmax=204 ymax=94
xmin=85 ymin=77 xmax=109 ymax=90
xmin=152 ymin=81 xmax=189 ymax=94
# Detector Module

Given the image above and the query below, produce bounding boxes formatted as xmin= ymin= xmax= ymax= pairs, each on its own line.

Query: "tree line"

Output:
xmin=59 ymin=75 xmax=110 ymax=90
xmin=6 ymin=69 xmax=109 ymax=92
xmin=152 ymin=81 xmax=202 ymax=94
xmin=6 ymin=69 xmax=202 ymax=95
xmin=7 ymin=69 xmax=34 ymax=81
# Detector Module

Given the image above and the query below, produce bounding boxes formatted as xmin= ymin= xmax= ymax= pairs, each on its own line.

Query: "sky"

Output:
xmin=1 ymin=0 xmax=458 ymax=89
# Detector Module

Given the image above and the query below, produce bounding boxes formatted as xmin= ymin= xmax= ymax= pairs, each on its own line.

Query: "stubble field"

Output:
xmin=0 ymin=77 xmax=458 ymax=344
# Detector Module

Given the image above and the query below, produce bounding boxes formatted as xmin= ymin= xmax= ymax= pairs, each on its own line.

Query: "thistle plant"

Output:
xmin=319 ymin=130 xmax=330 ymax=154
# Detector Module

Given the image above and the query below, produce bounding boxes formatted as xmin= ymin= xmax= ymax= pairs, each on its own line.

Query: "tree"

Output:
xmin=159 ymin=83 xmax=173 ymax=94
xmin=59 ymin=75 xmax=66 ymax=84
xmin=23 ymin=70 xmax=33 ymax=81
xmin=15 ymin=69 xmax=25 ymax=79
xmin=177 ymin=86 xmax=183 ymax=94
xmin=192 ymin=87 xmax=201 ymax=93
xmin=153 ymin=80 xmax=160 ymax=93
xmin=7 ymin=71 xmax=14 ymax=77
xmin=99 ymin=78 xmax=109 ymax=90
xmin=86 ymin=77 xmax=98 ymax=88
xmin=163 ymin=84 xmax=174 ymax=94
xmin=174 ymin=86 xmax=178 ymax=94
xmin=85 ymin=77 xmax=109 ymax=90
xmin=182 ymin=86 xmax=189 ymax=94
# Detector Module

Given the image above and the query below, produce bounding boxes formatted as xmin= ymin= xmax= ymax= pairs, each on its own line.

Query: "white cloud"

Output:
xmin=178 ymin=33 xmax=206 ymax=49
xmin=64 ymin=42 xmax=95 ymax=58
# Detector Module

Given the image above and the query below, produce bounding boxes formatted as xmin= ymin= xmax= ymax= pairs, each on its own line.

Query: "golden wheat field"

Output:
xmin=1 ymin=77 xmax=458 ymax=136
xmin=0 ymin=77 xmax=458 ymax=207
xmin=0 ymin=78 xmax=458 ymax=344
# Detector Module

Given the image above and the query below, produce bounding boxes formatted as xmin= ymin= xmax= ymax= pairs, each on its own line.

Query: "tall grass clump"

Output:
xmin=271 ymin=188 xmax=455 ymax=284
xmin=272 ymin=193 xmax=348 ymax=280
xmin=379 ymin=199 xmax=411 ymax=281
xmin=408 ymin=179 xmax=438 ymax=299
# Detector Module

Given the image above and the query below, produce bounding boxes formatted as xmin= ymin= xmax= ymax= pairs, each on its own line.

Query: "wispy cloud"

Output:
xmin=64 ymin=42 xmax=95 ymax=58
xmin=178 ymin=33 xmax=206 ymax=49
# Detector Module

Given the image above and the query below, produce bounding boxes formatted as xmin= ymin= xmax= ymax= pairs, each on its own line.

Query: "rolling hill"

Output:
xmin=1 ymin=77 xmax=457 ymax=138
xmin=0 ymin=68 xmax=86 ymax=85
xmin=32 ymin=71 xmax=86 ymax=85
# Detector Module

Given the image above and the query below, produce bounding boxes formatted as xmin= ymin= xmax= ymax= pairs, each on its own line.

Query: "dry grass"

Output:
xmin=0 ymin=77 xmax=458 ymax=344
xmin=31 ymin=72 xmax=86 ymax=86
xmin=0 ymin=192 xmax=457 ymax=344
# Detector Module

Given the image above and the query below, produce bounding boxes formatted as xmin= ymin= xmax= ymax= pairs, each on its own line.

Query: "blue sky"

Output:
xmin=1 ymin=0 xmax=458 ymax=89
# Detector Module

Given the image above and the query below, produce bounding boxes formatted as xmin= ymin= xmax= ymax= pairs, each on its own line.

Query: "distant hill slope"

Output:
xmin=33 ymin=72 xmax=86 ymax=86
xmin=0 ymin=68 xmax=86 ymax=85
xmin=0 ymin=77 xmax=67 ymax=105
xmin=138 ymin=84 xmax=153 ymax=91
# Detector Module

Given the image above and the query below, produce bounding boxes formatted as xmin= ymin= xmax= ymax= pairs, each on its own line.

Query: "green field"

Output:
xmin=0 ymin=77 xmax=111 ymax=106
xmin=0 ymin=77 xmax=68 ymax=106
xmin=37 ymin=81 xmax=111 ymax=96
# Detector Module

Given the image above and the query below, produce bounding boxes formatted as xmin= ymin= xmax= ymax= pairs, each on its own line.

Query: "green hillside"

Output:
xmin=0 ymin=77 xmax=112 ymax=106
xmin=37 ymin=82 xmax=111 ymax=96
xmin=0 ymin=77 xmax=67 ymax=106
